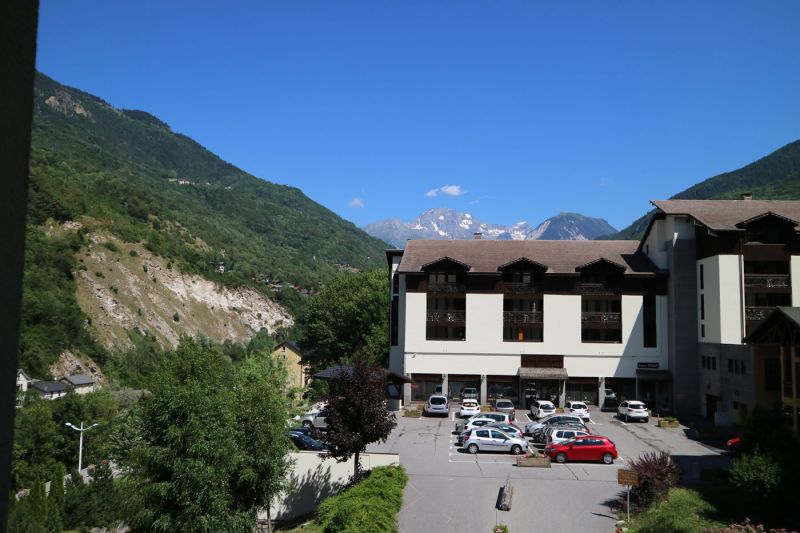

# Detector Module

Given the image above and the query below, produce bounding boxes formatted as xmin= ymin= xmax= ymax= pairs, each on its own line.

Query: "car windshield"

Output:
xmin=572 ymin=403 xmax=586 ymax=409
xmin=496 ymin=401 xmax=513 ymax=408
xmin=430 ymin=397 xmax=446 ymax=405
xmin=463 ymin=401 xmax=477 ymax=407
xmin=540 ymin=403 xmax=554 ymax=409
xmin=629 ymin=402 xmax=645 ymax=409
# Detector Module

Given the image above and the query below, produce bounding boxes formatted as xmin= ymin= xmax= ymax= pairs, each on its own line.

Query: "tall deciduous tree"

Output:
xmin=302 ymin=269 xmax=389 ymax=367
xmin=127 ymin=337 xmax=292 ymax=532
xmin=323 ymin=360 xmax=397 ymax=479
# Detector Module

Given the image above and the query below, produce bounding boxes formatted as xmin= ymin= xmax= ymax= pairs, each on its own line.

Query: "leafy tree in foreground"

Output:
xmin=127 ymin=337 xmax=293 ymax=532
xmin=302 ymin=269 xmax=389 ymax=368
xmin=45 ymin=462 xmax=66 ymax=533
xmin=323 ymin=359 xmax=397 ymax=480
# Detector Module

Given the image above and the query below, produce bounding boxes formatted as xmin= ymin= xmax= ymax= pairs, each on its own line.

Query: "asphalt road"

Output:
xmin=368 ymin=406 xmax=729 ymax=533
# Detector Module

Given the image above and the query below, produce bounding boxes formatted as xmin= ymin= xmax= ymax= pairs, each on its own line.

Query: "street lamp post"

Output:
xmin=65 ymin=421 xmax=99 ymax=473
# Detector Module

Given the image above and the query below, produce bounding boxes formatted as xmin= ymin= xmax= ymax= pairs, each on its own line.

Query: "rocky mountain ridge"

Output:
xmin=364 ymin=208 xmax=617 ymax=247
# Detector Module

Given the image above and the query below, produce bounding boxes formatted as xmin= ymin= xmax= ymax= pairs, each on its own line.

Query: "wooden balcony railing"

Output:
xmin=744 ymin=274 xmax=790 ymax=289
xmin=745 ymin=306 xmax=774 ymax=321
xmin=426 ymin=311 xmax=466 ymax=324
xmin=580 ymin=283 xmax=620 ymax=295
xmin=503 ymin=310 xmax=543 ymax=324
xmin=581 ymin=312 xmax=621 ymax=325
xmin=427 ymin=282 xmax=467 ymax=293
xmin=503 ymin=282 xmax=543 ymax=294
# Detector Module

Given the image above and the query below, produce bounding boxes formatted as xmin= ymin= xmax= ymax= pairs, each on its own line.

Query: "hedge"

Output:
xmin=315 ymin=465 xmax=408 ymax=533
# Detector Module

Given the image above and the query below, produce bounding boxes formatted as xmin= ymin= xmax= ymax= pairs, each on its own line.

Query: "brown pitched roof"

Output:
xmin=397 ymin=240 xmax=659 ymax=275
xmin=651 ymin=200 xmax=800 ymax=231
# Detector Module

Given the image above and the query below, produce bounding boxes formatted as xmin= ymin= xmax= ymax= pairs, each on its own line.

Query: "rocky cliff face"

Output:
xmin=52 ymin=222 xmax=293 ymax=352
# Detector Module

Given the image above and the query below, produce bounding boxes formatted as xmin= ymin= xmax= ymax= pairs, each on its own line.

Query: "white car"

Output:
xmin=564 ymin=400 xmax=591 ymax=421
xmin=618 ymin=400 xmax=649 ymax=422
xmin=455 ymin=416 xmax=497 ymax=435
xmin=463 ymin=428 xmax=528 ymax=455
xmin=544 ymin=426 xmax=591 ymax=446
xmin=459 ymin=399 xmax=481 ymax=418
xmin=530 ymin=400 xmax=556 ymax=419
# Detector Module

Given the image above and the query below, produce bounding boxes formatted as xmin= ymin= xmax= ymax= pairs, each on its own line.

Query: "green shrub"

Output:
xmin=129 ymin=250 xmax=138 ymax=257
xmin=729 ymin=451 xmax=781 ymax=496
xmin=629 ymin=451 xmax=679 ymax=511
xmin=315 ymin=466 xmax=407 ymax=533
xmin=102 ymin=241 xmax=120 ymax=253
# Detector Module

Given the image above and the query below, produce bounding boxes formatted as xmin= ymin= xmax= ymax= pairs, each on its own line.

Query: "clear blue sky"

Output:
xmin=36 ymin=1 xmax=800 ymax=231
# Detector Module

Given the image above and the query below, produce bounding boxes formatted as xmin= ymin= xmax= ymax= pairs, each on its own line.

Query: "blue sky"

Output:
xmin=36 ymin=1 xmax=800 ymax=231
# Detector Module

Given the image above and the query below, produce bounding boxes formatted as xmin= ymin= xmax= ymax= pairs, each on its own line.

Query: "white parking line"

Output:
xmin=451 ymin=410 xmax=455 ymax=421
xmin=517 ymin=411 xmax=531 ymax=424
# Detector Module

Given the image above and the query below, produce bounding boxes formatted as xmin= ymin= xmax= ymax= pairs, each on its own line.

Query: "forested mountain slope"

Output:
xmin=612 ymin=140 xmax=800 ymax=240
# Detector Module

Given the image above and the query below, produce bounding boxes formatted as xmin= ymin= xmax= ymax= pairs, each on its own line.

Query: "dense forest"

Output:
xmin=610 ymin=140 xmax=800 ymax=240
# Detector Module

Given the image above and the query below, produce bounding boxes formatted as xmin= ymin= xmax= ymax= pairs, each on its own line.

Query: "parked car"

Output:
xmin=544 ymin=435 xmax=618 ymax=464
xmin=459 ymin=399 xmax=481 ymax=418
xmin=288 ymin=426 xmax=314 ymax=437
xmin=544 ymin=427 xmax=591 ymax=446
xmin=455 ymin=412 xmax=513 ymax=434
xmin=492 ymin=398 xmax=516 ymax=421
xmin=457 ymin=422 xmax=522 ymax=446
xmin=533 ymin=421 xmax=589 ymax=443
xmin=726 ymin=436 xmax=741 ymax=455
xmin=525 ymin=414 xmax=584 ymax=436
xmin=530 ymin=400 xmax=556 ymax=419
xmin=463 ymin=428 xmax=529 ymax=455
xmin=461 ymin=387 xmax=479 ymax=400
xmin=618 ymin=401 xmax=649 ymax=422
xmin=602 ymin=388 xmax=619 ymax=410
xmin=524 ymin=388 xmax=539 ymax=408
xmin=302 ymin=409 xmax=328 ymax=429
xmin=425 ymin=394 xmax=450 ymax=416
xmin=288 ymin=431 xmax=328 ymax=451
xmin=564 ymin=400 xmax=591 ymax=421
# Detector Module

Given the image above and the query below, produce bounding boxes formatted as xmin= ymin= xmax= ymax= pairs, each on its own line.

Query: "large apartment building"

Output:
xmin=641 ymin=199 xmax=800 ymax=421
xmin=387 ymin=199 xmax=800 ymax=419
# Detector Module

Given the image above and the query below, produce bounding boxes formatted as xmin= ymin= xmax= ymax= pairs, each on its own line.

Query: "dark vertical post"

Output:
xmin=0 ymin=0 xmax=39 ymax=528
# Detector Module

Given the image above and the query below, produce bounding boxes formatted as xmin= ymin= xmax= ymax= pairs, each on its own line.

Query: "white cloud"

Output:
xmin=469 ymin=200 xmax=480 ymax=205
xmin=347 ymin=197 xmax=364 ymax=208
xmin=425 ymin=184 xmax=468 ymax=197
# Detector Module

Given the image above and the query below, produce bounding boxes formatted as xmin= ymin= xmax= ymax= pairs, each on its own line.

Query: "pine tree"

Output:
xmin=46 ymin=463 xmax=66 ymax=533
xmin=26 ymin=479 xmax=48 ymax=533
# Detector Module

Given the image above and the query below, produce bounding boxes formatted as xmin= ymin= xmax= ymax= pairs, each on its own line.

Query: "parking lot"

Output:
xmin=368 ymin=405 xmax=728 ymax=533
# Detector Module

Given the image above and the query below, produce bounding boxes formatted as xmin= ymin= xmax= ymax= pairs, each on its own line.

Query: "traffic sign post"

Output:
xmin=617 ymin=469 xmax=639 ymax=522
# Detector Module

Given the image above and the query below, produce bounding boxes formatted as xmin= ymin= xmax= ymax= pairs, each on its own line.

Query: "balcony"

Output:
xmin=580 ymin=283 xmax=619 ymax=296
xmin=745 ymin=306 xmax=775 ymax=321
xmin=426 ymin=311 xmax=466 ymax=325
xmin=581 ymin=312 xmax=621 ymax=325
xmin=503 ymin=282 xmax=543 ymax=294
xmin=427 ymin=282 xmax=466 ymax=293
xmin=503 ymin=310 xmax=543 ymax=325
xmin=744 ymin=274 xmax=790 ymax=289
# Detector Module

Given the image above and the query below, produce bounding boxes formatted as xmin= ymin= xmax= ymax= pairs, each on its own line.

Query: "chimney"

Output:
xmin=740 ymin=192 xmax=753 ymax=201
xmin=473 ymin=232 xmax=482 ymax=240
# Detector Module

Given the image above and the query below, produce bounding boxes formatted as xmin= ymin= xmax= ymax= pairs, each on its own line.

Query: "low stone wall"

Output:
xmin=264 ymin=451 xmax=400 ymax=523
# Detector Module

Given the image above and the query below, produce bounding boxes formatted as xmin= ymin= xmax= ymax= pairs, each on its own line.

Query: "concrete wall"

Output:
xmin=643 ymin=218 xmax=669 ymax=270
xmin=698 ymin=255 xmax=744 ymax=345
xmin=792 ymin=256 xmax=800 ymax=306
xmin=266 ymin=451 xmax=401 ymax=523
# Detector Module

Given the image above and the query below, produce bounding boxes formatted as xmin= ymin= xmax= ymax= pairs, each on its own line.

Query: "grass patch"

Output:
xmin=403 ymin=409 xmax=421 ymax=418
xmin=627 ymin=487 xmax=724 ymax=533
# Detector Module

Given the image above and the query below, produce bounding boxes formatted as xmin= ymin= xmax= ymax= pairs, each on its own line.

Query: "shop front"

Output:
xmin=518 ymin=367 xmax=568 ymax=407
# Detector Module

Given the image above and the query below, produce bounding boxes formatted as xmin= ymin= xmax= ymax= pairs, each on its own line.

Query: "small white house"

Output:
xmin=61 ymin=374 xmax=96 ymax=395
xmin=16 ymin=369 xmax=31 ymax=393
xmin=29 ymin=380 xmax=69 ymax=400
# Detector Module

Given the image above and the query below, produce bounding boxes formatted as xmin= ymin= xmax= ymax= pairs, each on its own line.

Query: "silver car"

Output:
xmin=455 ymin=412 xmax=512 ymax=433
xmin=464 ymin=428 xmax=528 ymax=455
xmin=302 ymin=409 xmax=328 ymax=429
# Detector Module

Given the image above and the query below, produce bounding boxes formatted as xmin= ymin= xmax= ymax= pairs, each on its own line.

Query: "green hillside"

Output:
xmin=611 ymin=140 xmax=800 ymax=240
xmin=21 ymin=72 xmax=388 ymax=376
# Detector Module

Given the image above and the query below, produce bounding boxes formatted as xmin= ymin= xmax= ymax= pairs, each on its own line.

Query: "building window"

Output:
xmin=699 ymin=264 xmax=704 ymax=290
xmin=711 ymin=357 xmax=716 ymax=370
xmin=700 ymin=294 xmax=705 ymax=321
xmin=426 ymin=293 xmax=466 ymax=341
xmin=741 ymin=360 xmax=746 ymax=375
xmin=390 ymin=296 xmax=399 ymax=346
xmin=728 ymin=359 xmax=734 ymax=373
xmin=643 ymin=294 xmax=657 ymax=348
xmin=765 ymin=358 xmax=780 ymax=393
xmin=503 ymin=297 xmax=543 ymax=342
xmin=701 ymin=324 xmax=705 ymax=338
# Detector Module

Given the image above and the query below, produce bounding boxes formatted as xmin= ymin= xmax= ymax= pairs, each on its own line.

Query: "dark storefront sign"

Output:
xmin=637 ymin=362 xmax=660 ymax=369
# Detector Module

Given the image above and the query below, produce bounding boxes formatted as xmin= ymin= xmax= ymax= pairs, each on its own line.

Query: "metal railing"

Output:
xmin=503 ymin=310 xmax=543 ymax=324
xmin=581 ymin=312 xmax=621 ymax=325
xmin=426 ymin=311 xmax=466 ymax=324
xmin=744 ymin=274 xmax=790 ymax=289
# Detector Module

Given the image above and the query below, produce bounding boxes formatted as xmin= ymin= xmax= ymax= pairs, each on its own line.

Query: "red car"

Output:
xmin=726 ymin=437 xmax=741 ymax=455
xmin=544 ymin=435 xmax=618 ymax=464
